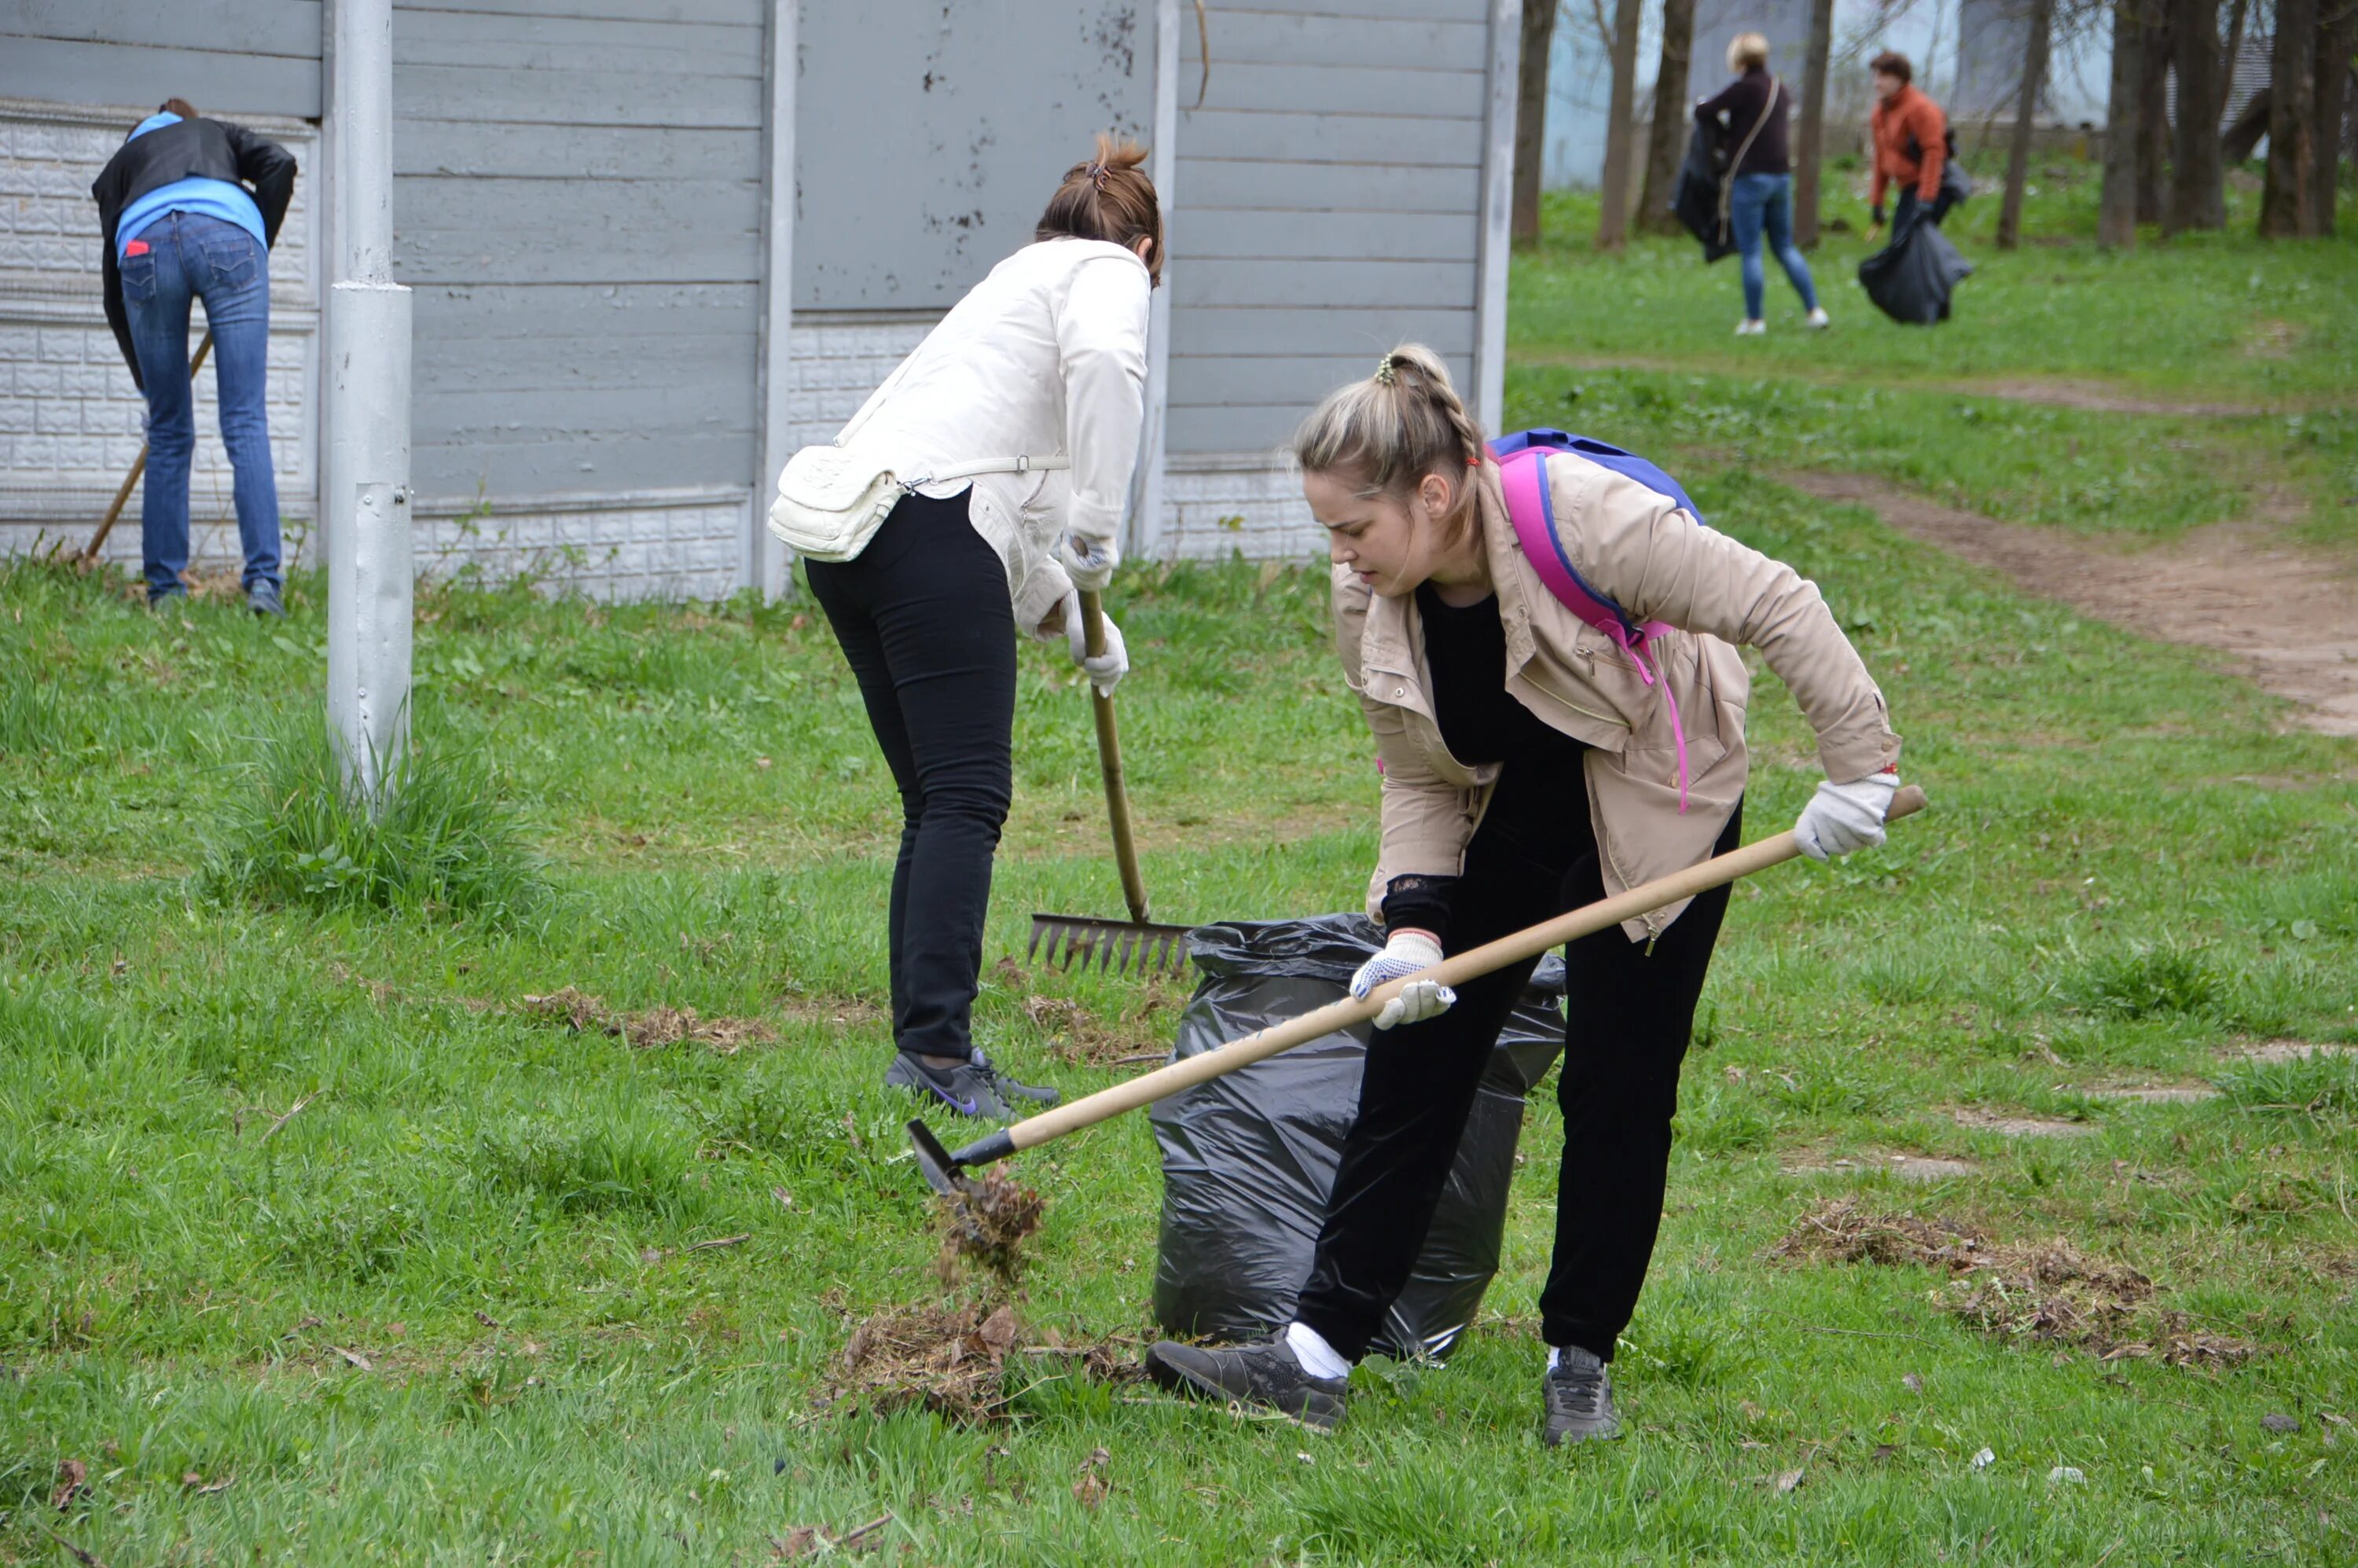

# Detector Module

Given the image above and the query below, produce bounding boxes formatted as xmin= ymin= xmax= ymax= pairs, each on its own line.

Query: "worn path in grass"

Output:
xmin=1783 ymin=470 xmax=2358 ymax=737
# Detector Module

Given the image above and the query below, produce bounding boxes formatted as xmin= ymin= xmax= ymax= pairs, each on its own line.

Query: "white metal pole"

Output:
xmin=1129 ymin=0 xmax=1181 ymax=563
xmin=1472 ymin=0 xmax=1521 ymax=439
xmin=751 ymin=0 xmax=799 ymax=601
xmin=325 ymin=0 xmax=413 ymax=807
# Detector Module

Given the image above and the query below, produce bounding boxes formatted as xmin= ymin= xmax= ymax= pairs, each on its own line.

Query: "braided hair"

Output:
xmin=1292 ymin=344 xmax=1486 ymax=539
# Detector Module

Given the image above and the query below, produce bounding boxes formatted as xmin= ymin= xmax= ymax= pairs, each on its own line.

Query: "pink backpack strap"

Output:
xmin=1495 ymin=446 xmax=1688 ymax=811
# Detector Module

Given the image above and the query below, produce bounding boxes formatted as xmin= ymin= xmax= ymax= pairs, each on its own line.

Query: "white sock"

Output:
xmin=1284 ymin=1320 xmax=1353 ymax=1381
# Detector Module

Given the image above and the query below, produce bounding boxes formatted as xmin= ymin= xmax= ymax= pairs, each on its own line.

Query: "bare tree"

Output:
xmin=2168 ymin=0 xmax=2228 ymax=230
xmin=2000 ymin=0 xmax=2059 ymax=248
xmin=1637 ymin=0 xmax=1699 ymax=236
xmin=2222 ymin=0 xmax=2253 ymax=93
xmin=2262 ymin=0 xmax=2322 ymax=234
xmin=1596 ymin=0 xmax=1646 ymax=248
xmin=1512 ymin=0 xmax=1563 ymax=246
xmin=1794 ymin=0 xmax=1838 ymax=245
xmin=2136 ymin=6 xmax=2174 ymax=222
xmin=2100 ymin=0 xmax=2143 ymax=245
xmin=2315 ymin=2 xmax=2358 ymax=232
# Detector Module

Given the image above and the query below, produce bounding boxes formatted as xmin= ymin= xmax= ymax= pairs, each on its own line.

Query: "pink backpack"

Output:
xmin=1490 ymin=429 xmax=1703 ymax=810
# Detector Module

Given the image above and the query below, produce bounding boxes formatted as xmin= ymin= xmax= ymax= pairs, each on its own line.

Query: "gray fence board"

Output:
xmin=1178 ymin=59 xmax=1483 ymax=115
xmin=396 ymin=120 xmax=758 ymax=180
xmin=421 ymin=380 xmax=751 ymax=435
xmin=1177 ymin=7 xmax=1486 ymax=68
xmin=412 ymin=329 xmax=755 ymax=393
xmin=1193 ymin=0 xmax=1489 ymax=20
xmin=1174 ymin=108 xmax=1483 ymax=166
xmin=394 ymin=63 xmax=762 ymax=127
xmin=407 ymin=282 xmax=758 ymax=339
xmin=395 ymin=0 xmax=761 ymax=24
xmin=1176 ymin=156 xmax=1478 ymax=214
xmin=1170 ymin=305 xmax=1475 ymax=356
xmin=1172 ymin=257 xmax=1475 ymax=308
xmin=0 ymin=35 xmax=321 ymax=116
xmin=1169 ymin=350 xmax=1475 ymax=408
xmin=414 ymin=431 xmax=755 ymax=495
xmin=391 ymin=7 xmax=760 ymax=75
xmin=397 ymin=228 xmax=761 ymax=287
xmin=795 ymin=0 xmax=1156 ymax=311
xmin=1177 ymin=207 xmax=1475 ymax=262
xmin=9 ymin=0 xmax=321 ymax=58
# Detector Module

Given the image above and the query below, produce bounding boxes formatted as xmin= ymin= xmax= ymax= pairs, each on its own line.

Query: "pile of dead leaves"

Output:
xmin=832 ymin=1303 xmax=1023 ymax=1423
xmin=935 ymin=1168 xmax=1046 ymax=1286
xmin=521 ymin=986 xmax=777 ymax=1053
xmin=1771 ymin=1199 xmax=2255 ymax=1368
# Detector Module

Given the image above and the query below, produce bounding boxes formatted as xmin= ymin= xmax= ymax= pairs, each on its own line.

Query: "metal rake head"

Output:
xmin=1027 ymin=913 xmax=1194 ymax=978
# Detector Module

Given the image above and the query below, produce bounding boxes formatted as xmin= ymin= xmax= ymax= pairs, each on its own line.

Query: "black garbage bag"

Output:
xmin=1857 ymin=214 xmax=1974 ymax=325
xmin=1151 ymin=913 xmax=1566 ymax=1361
xmin=1673 ymin=120 xmax=1737 ymax=263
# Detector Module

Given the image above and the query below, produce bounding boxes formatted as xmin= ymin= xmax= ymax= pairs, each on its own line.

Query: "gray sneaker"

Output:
xmin=1145 ymin=1335 xmax=1348 ymax=1432
xmin=883 ymin=1047 xmax=1059 ymax=1121
xmin=247 ymin=580 xmax=285 ymax=617
xmin=1541 ymin=1348 xmax=1622 ymax=1445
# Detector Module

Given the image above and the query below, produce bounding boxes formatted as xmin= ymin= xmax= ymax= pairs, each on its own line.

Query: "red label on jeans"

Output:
xmin=124 ymin=240 xmax=150 ymax=257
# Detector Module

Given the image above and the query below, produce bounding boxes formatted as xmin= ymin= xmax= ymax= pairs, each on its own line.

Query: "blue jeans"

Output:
xmin=120 ymin=211 xmax=281 ymax=600
xmin=1727 ymin=172 xmax=1819 ymax=321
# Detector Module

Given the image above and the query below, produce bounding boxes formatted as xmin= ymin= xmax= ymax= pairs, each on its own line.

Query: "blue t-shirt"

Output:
xmin=114 ymin=112 xmax=269 ymax=259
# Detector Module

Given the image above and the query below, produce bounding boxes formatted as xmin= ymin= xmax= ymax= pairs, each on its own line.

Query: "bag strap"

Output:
xmin=1493 ymin=442 xmax=1691 ymax=810
xmin=1716 ymin=75 xmax=1781 ymax=240
xmin=897 ymin=454 xmax=1071 ymax=490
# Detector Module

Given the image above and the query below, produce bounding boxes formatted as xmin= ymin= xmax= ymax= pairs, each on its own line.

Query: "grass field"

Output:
xmin=3 ymin=171 xmax=2356 ymax=1564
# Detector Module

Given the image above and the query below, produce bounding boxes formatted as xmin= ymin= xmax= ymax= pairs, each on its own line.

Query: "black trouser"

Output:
xmin=803 ymin=490 xmax=1016 ymax=1062
xmin=1295 ymin=764 xmax=1741 ymax=1363
xmin=1894 ymin=185 xmax=1959 ymax=233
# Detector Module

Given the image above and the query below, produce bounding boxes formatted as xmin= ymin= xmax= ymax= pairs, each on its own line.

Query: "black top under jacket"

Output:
xmin=89 ymin=117 xmax=297 ymax=389
xmin=1694 ymin=68 xmax=1791 ymax=180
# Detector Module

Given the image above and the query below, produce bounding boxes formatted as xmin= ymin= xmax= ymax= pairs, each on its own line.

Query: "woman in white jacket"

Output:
xmin=796 ymin=138 xmax=1158 ymax=1120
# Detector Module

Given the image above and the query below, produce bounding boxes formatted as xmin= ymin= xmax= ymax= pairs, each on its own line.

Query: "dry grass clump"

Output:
xmin=522 ymin=986 xmax=777 ymax=1053
xmin=935 ymin=1168 xmax=1045 ymax=1286
xmin=832 ymin=1302 xmax=1023 ymax=1423
xmin=1771 ymin=1199 xmax=2254 ymax=1368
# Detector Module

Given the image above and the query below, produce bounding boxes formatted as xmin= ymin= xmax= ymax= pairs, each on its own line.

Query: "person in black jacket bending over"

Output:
xmin=90 ymin=99 xmax=296 ymax=613
xmin=1695 ymin=34 xmax=1826 ymax=338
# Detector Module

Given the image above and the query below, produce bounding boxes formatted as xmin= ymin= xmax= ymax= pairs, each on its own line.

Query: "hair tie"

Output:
xmin=1373 ymin=354 xmax=1397 ymax=387
xmin=1086 ymin=163 xmax=1110 ymax=192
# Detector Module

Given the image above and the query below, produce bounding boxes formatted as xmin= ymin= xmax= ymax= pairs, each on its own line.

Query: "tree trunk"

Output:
xmin=1596 ymin=0 xmax=1646 ymax=248
xmin=1794 ymin=0 xmax=1837 ymax=245
xmin=2000 ymin=0 xmax=2059 ymax=248
xmin=2261 ymin=0 xmax=2321 ymax=234
xmin=2136 ymin=6 xmax=2174 ymax=222
xmin=2168 ymin=0 xmax=2227 ymax=231
xmin=2100 ymin=0 xmax=2144 ymax=245
xmin=2222 ymin=84 xmax=2272 ymax=162
xmin=1512 ymin=0 xmax=1560 ymax=246
xmin=2314 ymin=2 xmax=2358 ymax=233
xmin=1636 ymin=0 xmax=1698 ymax=236
xmin=2222 ymin=0 xmax=2251 ymax=88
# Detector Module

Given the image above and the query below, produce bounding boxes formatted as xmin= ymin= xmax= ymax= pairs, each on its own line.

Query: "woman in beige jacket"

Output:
xmin=1148 ymin=346 xmax=1901 ymax=1442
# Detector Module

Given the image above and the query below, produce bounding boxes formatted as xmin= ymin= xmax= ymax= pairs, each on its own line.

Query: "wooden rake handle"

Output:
xmin=955 ymin=784 xmax=1930 ymax=1166
xmin=83 ymin=330 xmax=214 ymax=566
xmin=1079 ymin=589 xmax=1151 ymax=926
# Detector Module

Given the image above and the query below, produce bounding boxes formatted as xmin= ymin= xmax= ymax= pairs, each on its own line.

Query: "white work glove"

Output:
xmin=1349 ymin=930 xmax=1456 ymax=1030
xmin=1793 ymin=770 xmax=1899 ymax=861
xmin=1052 ymin=530 xmax=1119 ymax=593
xmin=1061 ymin=589 xmax=1129 ymax=698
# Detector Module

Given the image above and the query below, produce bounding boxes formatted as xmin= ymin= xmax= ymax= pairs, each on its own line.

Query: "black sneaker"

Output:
xmin=883 ymin=1047 xmax=1058 ymax=1121
xmin=1541 ymin=1350 xmax=1622 ymax=1446
xmin=1145 ymin=1335 xmax=1348 ymax=1432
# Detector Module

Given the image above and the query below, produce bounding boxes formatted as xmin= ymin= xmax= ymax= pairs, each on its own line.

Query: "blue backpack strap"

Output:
xmin=1491 ymin=428 xmax=1706 ymax=527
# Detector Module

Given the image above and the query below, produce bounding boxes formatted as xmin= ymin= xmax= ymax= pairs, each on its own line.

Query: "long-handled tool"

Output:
xmin=920 ymin=785 xmax=1929 ymax=1192
xmin=1027 ymin=588 xmax=1196 ymax=976
xmin=81 ymin=330 xmax=213 ymax=569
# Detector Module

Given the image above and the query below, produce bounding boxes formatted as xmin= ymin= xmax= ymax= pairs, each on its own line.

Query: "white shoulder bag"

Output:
xmin=766 ymin=351 xmax=1068 ymax=561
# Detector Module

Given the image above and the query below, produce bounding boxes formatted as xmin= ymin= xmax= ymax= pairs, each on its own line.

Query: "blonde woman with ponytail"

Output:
xmin=1147 ymin=347 xmax=1901 ymax=1444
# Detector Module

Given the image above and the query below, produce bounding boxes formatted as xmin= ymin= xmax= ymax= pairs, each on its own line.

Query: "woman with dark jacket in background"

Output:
xmin=1695 ymin=34 xmax=1827 ymax=337
xmin=90 ymin=98 xmax=296 ymax=613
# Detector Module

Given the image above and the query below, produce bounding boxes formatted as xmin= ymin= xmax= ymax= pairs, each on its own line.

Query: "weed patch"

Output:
xmin=520 ymin=986 xmax=778 ymax=1053
xmin=829 ymin=1302 xmax=1023 ymax=1423
xmin=935 ymin=1168 xmax=1045 ymax=1286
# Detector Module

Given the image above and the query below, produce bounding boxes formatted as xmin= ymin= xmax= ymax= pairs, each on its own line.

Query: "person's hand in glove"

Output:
xmin=1062 ymin=589 xmax=1129 ymax=698
xmin=1793 ymin=768 xmax=1899 ymax=861
xmin=1349 ymin=928 xmax=1455 ymax=1030
xmin=1052 ymin=530 xmax=1119 ymax=593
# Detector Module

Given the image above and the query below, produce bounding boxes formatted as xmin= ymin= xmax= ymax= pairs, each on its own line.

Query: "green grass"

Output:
xmin=4 ymin=175 xmax=2357 ymax=1562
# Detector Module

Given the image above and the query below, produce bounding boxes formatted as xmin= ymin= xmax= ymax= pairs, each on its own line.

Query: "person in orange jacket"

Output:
xmin=1866 ymin=51 xmax=1953 ymax=242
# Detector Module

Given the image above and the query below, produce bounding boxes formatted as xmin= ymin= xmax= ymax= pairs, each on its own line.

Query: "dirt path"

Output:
xmin=1524 ymin=352 xmax=2282 ymax=417
xmin=1784 ymin=472 xmax=2358 ymax=738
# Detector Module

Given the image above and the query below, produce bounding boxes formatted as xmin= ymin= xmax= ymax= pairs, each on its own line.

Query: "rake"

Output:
xmin=1027 ymin=589 xmax=1195 ymax=977
xmin=924 ymin=786 xmax=1930 ymax=1195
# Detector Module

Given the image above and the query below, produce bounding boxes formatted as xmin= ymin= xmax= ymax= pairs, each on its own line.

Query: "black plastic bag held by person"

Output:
xmin=1673 ymin=121 xmax=1738 ymax=263
xmin=1151 ymin=914 xmax=1566 ymax=1361
xmin=1857 ymin=212 xmax=1974 ymax=325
